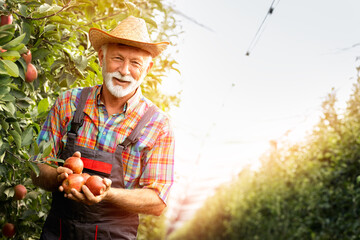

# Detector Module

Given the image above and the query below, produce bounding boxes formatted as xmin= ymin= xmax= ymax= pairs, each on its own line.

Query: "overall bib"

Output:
xmin=40 ymin=87 xmax=157 ymax=240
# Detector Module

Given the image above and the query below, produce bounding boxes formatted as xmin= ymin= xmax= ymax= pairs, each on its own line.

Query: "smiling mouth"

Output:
xmin=113 ymin=77 xmax=130 ymax=84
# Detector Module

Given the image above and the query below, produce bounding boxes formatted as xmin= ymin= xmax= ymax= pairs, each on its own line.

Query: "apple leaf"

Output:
xmin=27 ymin=161 xmax=40 ymax=177
xmin=10 ymin=130 xmax=21 ymax=150
xmin=37 ymin=98 xmax=49 ymax=114
xmin=21 ymin=127 xmax=34 ymax=147
xmin=2 ymin=33 xmax=26 ymax=50
xmin=0 ymin=59 xmax=19 ymax=77
xmin=4 ymin=187 xmax=14 ymax=198
xmin=41 ymin=141 xmax=53 ymax=158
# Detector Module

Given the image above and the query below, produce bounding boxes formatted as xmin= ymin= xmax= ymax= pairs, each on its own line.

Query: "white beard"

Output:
xmin=102 ymin=64 xmax=144 ymax=98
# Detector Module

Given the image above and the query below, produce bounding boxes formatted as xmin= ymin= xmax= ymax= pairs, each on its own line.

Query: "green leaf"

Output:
xmin=12 ymin=121 xmax=21 ymax=134
xmin=38 ymin=98 xmax=49 ymax=114
xmin=39 ymin=3 xmax=62 ymax=14
xmin=0 ymin=86 xmax=10 ymax=96
xmin=0 ymin=119 xmax=9 ymax=131
xmin=74 ymin=55 xmax=88 ymax=71
xmin=21 ymin=21 xmax=31 ymax=45
xmin=32 ymin=48 xmax=51 ymax=61
xmin=11 ymin=89 xmax=27 ymax=99
xmin=0 ymin=50 xmax=20 ymax=61
xmin=27 ymin=161 xmax=40 ymax=177
xmin=41 ymin=141 xmax=52 ymax=158
xmin=0 ymin=152 xmax=5 ymax=163
xmin=0 ymin=75 xmax=12 ymax=85
xmin=33 ymin=139 xmax=40 ymax=155
xmin=6 ymin=102 xmax=15 ymax=115
xmin=0 ymin=164 xmax=6 ymax=175
xmin=10 ymin=129 xmax=21 ymax=149
xmin=4 ymin=187 xmax=14 ymax=198
xmin=2 ymin=33 xmax=26 ymax=50
xmin=2 ymin=94 xmax=15 ymax=102
xmin=47 ymin=158 xmax=64 ymax=163
xmin=0 ymin=59 xmax=19 ymax=77
xmin=21 ymin=127 xmax=34 ymax=147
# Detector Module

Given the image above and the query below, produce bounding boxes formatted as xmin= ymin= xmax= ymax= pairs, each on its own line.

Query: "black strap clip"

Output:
xmin=69 ymin=118 xmax=84 ymax=135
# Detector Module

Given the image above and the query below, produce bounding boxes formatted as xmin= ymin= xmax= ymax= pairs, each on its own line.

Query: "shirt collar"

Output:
xmin=96 ymin=85 xmax=142 ymax=115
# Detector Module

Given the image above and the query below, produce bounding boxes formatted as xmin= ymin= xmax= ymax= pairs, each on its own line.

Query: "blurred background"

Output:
xmin=164 ymin=0 xmax=360 ymax=237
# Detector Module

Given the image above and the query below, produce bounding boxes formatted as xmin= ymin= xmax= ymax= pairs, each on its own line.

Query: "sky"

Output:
xmin=162 ymin=0 xmax=360 ymax=229
xmin=162 ymin=0 xmax=360 ymax=176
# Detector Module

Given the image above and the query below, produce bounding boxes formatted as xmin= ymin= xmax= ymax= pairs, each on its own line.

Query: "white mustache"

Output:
xmin=110 ymin=72 xmax=134 ymax=82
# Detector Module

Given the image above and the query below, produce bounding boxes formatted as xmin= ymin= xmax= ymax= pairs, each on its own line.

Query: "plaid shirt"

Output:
xmin=37 ymin=85 xmax=175 ymax=203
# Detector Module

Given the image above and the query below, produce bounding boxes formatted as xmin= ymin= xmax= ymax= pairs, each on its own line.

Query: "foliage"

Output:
xmin=0 ymin=0 xmax=180 ymax=239
xmin=169 ymin=72 xmax=360 ymax=238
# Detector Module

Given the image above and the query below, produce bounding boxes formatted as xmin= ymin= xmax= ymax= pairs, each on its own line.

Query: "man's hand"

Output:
xmin=65 ymin=178 xmax=112 ymax=205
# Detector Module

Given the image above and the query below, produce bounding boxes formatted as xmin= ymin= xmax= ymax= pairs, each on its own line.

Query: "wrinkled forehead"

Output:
xmin=103 ymin=43 xmax=152 ymax=59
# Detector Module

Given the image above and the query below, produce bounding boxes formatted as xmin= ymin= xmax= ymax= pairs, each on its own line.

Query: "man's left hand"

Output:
xmin=65 ymin=178 xmax=112 ymax=205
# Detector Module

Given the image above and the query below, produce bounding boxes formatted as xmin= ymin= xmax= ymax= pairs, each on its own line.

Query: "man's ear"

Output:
xmin=146 ymin=60 xmax=154 ymax=74
xmin=98 ymin=49 xmax=104 ymax=67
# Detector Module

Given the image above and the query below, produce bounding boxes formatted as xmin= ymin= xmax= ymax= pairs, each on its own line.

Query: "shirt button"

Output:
xmin=103 ymin=131 xmax=106 ymax=135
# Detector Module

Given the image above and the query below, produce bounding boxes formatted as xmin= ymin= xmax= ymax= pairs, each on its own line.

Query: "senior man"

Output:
xmin=32 ymin=16 xmax=175 ymax=239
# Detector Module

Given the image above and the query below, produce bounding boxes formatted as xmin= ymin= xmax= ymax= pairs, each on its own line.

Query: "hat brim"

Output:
xmin=89 ymin=28 xmax=169 ymax=58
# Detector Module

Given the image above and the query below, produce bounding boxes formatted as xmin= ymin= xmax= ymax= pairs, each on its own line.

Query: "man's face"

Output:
xmin=99 ymin=44 xmax=153 ymax=98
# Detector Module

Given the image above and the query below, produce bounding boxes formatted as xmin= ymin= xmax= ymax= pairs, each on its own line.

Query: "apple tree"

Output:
xmin=0 ymin=0 xmax=180 ymax=239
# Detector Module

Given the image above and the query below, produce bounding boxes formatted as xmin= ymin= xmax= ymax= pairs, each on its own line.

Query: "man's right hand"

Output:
xmin=56 ymin=166 xmax=73 ymax=186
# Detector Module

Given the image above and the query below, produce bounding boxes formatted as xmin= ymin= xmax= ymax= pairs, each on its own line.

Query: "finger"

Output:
xmin=57 ymin=172 xmax=68 ymax=183
xmin=103 ymin=178 xmax=112 ymax=188
xmin=81 ymin=185 xmax=95 ymax=200
xmin=57 ymin=166 xmax=73 ymax=175
xmin=59 ymin=185 xmax=64 ymax=192
xmin=68 ymin=189 xmax=86 ymax=202
xmin=72 ymin=151 xmax=81 ymax=158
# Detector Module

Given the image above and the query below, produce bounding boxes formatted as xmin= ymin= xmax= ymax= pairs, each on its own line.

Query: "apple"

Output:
xmin=85 ymin=175 xmax=106 ymax=196
xmin=14 ymin=184 xmax=27 ymax=200
xmin=81 ymin=173 xmax=91 ymax=182
xmin=62 ymin=174 xmax=85 ymax=194
xmin=21 ymin=50 xmax=32 ymax=64
xmin=63 ymin=156 xmax=84 ymax=174
xmin=2 ymin=223 xmax=15 ymax=238
xmin=0 ymin=15 xmax=13 ymax=26
xmin=25 ymin=63 xmax=38 ymax=83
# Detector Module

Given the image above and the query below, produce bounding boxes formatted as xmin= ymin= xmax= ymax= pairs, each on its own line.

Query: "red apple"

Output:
xmin=63 ymin=156 xmax=84 ymax=174
xmin=62 ymin=174 xmax=85 ymax=194
xmin=81 ymin=173 xmax=91 ymax=182
xmin=85 ymin=175 xmax=106 ymax=196
xmin=25 ymin=63 xmax=38 ymax=83
xmin=2 ymin=223 xmax=15 ymax=238
xmin=14 ymin=184 xmax=27 ymax=200
xmin=21 ymin=49 xmax=32 ymax=64
xmin=0 ymin=15 xmax=13 ymax=26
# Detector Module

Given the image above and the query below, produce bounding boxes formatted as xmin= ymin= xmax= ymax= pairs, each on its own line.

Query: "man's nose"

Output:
xmin=119 ymin=61 xmax=131 ymax=76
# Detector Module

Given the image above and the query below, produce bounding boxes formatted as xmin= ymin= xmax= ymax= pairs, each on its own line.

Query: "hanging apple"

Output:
xmin=0 ymin=15 xmax=13 ymax=26
xmin=25 ymin=63 xmax=38 ymax=83
xmin=14 ymin=184 xmax=27 ymax=200
xmin=2 ymin=223 xmax=16 ymax=238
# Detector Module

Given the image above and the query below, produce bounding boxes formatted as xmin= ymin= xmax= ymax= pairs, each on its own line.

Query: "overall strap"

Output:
xmin=69 ymin=87 xmax=92 ymax=135
xmin=120 ymin=105 xmax=158 ymax=149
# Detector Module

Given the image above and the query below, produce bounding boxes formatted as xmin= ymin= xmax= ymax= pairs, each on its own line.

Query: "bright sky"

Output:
xmin=162 ymin=0 xmax=360 ymax=180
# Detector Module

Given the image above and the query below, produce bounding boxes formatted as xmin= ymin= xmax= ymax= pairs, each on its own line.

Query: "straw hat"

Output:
xmin=89 ymin=16 xmax=169 ymax=57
